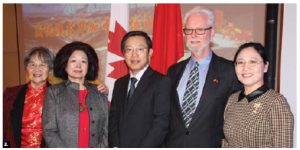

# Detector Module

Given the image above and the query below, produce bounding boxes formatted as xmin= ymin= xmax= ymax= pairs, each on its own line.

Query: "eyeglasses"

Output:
xmin=183 ymin=27 xmax=212 ymax=35
xmin=124 ymin=47 xmax=147 ymax=53
xmin=235 ymin=60 xmax=263 ymax=68
xmin=27 ymin=62 xmax=48 ymax=70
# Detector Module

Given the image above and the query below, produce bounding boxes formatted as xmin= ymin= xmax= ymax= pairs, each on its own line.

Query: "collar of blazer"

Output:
xmin=64 ymin=80 xmax=91 ymax=91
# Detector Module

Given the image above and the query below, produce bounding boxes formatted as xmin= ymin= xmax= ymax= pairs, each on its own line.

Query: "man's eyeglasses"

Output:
xmin=183 ymin=27 xmax=212 ymax=35
xmin=235 ymin=60 xmax=263 ymax=68
xmin=124 ymin=47 xmax=147 ymax=53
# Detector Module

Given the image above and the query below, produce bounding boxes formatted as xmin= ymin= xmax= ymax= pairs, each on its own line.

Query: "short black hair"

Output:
xmin=121 ymin=31 xmax=152 ymax=53
xmin=234 ymin=42 xmax=269 ymax=64
xmin=24 ymin=46 xmax=54 ymax=70
xmin=54 ymin=41 xmax=99 ymax=81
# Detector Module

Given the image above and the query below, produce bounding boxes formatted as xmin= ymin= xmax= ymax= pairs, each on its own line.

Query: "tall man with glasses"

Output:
xmin=109 ymin=31 xmax=171 ymax=147
xmin=165 ymin=6 xmax=242 ymax=147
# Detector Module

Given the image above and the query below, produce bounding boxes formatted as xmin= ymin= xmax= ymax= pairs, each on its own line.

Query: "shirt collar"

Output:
xmin=130 ymin=65 xmax=149 ymax=81
xmin=238 ymin=84 xmax=269 ymax=102
xmin=190 ymin=51 xmax=212 ymax=70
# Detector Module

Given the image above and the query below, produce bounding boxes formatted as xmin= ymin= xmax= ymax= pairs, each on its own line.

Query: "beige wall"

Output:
xmin=3 ymin=4 xmax=21 ymax=90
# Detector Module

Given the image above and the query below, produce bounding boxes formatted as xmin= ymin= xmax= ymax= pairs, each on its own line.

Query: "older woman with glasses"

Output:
xmin=222 ymin=42 xmax=294 ymax=148
xmin=3 ymin=47 xmax=54 ymax=148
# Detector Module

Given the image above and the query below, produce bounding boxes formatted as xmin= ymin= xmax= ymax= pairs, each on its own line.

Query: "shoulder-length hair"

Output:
xmin=54 ymin=41 xmax=99 ymax=81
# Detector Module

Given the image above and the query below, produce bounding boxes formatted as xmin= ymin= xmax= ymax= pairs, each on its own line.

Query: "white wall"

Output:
xmin=280 ymin=3 xmax=297 ymax=147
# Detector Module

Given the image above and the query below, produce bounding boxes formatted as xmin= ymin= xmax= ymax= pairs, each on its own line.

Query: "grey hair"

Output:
xmin=24 ymin=46 xmax=55 ymax=70
xmin=183 ymin=6 xmax=215 ymax=28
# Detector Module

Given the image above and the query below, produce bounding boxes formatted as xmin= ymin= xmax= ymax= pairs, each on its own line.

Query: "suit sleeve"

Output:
xmin=139 ymin=77 xmax=171 ymax=147
xmin=108 ymin=81 xmax=120 ymax=147
xmin=42 ymin=87 xmax=66 ymax=147
xmin=270 ymin=95 xmax=294 ymax=147
xmin=98 ymin=94 xmax=109 ymax=148
xmin=166 ymin=64 xmax=177 ymax=82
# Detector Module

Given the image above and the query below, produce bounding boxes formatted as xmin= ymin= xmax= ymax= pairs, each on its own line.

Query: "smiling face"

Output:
xmin=184 ymin=13 xmax=215 ymax=56
xmin=65 ymin=50 xmax=88 ymax=83
xmin=235 ymin=47 xmax=269 ymax=94
xmin=123 ymin=36 xmax=153 ymax=75
xmin=26 ymin=55 xmax=49 ymax=88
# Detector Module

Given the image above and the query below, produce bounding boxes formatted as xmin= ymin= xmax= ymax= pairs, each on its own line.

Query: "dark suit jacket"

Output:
xmin=165 ymin=53 xmax=242 ymax=148
xmin=3 ymin=84 xmax=47 ymax=148
xmin=109 ymin=67 xmax=171 ymax=148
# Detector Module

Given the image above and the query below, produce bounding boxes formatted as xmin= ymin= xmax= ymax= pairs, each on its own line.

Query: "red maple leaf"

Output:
xmin=107 ymin=21 xmax=128 ymax=79
xmin=108 ymin=61 xmax=128 ymax=79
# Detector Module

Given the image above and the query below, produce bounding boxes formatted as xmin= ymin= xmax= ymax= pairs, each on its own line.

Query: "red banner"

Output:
xmin=151 ymin=4 xmax=184 ymax=75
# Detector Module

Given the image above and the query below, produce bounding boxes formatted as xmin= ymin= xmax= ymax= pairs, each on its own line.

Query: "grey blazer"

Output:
xmin=42 ymin=80 xmax=108 ymax=148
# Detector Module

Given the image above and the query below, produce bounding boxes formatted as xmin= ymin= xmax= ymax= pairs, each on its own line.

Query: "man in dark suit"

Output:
xmin=109 ymin=31 xmax=171 ymax=147
xmin=165 ymin=6 xmax=242 ymax=147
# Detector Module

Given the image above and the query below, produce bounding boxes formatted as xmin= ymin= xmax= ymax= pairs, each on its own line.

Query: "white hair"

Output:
xmin=183 ymin=6 xmax=215 ymax=27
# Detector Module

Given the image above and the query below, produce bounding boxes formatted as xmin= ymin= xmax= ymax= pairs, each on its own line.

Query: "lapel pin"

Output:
xmin=213 ymin=79 xmax=219 ymax=84
xmin=253 ymin=102 xmax=262 ymax=113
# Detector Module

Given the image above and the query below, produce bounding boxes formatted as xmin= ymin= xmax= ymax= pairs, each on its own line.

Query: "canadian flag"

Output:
xmin=106 ymin=4 xmax=129 ymax=101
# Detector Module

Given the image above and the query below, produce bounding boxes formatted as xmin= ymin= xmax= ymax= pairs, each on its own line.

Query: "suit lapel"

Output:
xmin=125 ymin=67 xmax=153 ymax=116
xmin=189 ymin=53 xmax=220 ymax=128
xmin=64 ymin=82 xmax=80 ymax=127
xmin=119 ymin=75 xmax=130 ymax=122
xmin=173 ymin=59 xmax=190 ymax=127
xmin=85 ymin=83 xmax=99 ymax=121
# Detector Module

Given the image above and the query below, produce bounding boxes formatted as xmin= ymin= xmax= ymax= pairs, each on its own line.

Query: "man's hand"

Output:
xmin=97 ymin=83 xmax=109 ymax=95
